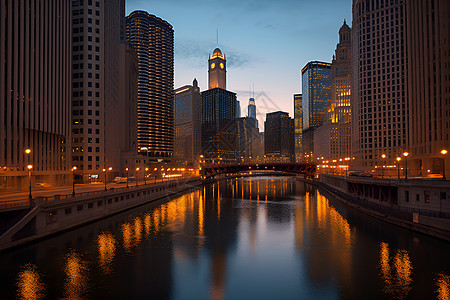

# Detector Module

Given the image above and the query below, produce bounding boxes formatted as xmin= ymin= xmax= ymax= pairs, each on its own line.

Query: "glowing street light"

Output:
xmin=403 ymin=152 xmax=409 ymax=179
xmin=136 ymin=167 xmax=140 ymax=186
xmin=441 ymin=149 xmax=448 ymax=180
xmin=125 ymin=167 xmax=129 ymax=188
xmin=381 ymin=154 xmax=386 ymax=178
xmin=27 ymin=164 xmax=33 ymax=199
xmin=71 ymin=166 xmax=77 ymax=196
xmin=144 ymin=167 xmax=149 ymax=185
xmin=396 ymin=157 xmax=401 ymax=180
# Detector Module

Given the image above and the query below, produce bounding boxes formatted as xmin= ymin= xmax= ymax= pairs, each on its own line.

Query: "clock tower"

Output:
xmin=208 ymin=47 xmax=226 ymax=89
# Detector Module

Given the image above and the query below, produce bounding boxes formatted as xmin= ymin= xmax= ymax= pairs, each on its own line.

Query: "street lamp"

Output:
xmin=396 ymin=157 xmax=401 ymax=180
xmin=125 ymin=167 xmax=129 ymax=188
xmin=103 ymin=168 xmax=107 ymax=190
xmin=72 ymin=166 xmax=77 ymax=196
xmin=136 ymin=167 xmax=140 ymax=187
xmin=27 ymin=164 xmax=33 ymax=199
xmin=145 ymin=167 xmax=149 ymax=185
xmin=381 ymin=154 xmax=386 ymax=178
xmin=441 ymin=149 xmax=448 ymax=180
xmin=403 ymin=152 xmax=409 ymax=179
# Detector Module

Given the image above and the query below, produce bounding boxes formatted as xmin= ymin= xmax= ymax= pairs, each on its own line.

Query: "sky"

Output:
xmin=126 ymin=0 xmax=352 ymax=130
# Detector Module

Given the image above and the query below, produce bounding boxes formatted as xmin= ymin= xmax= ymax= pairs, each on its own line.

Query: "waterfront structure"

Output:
xmin=352 ymin=0 xmax=408 ymax=170
xmin=0 ymin=0 xmax=71 ymax=190
xmin=314 ymin=21 xmax=352 ymax=163
xmin=247 ymin=97 xmax=258 ymax=129
xmin=406 ymin=0 xmax=450 ymax=176
xmin=294 ymin=94 xmax=303 ymax=162
xmin=174 ymin=79 xmax=201 ymax=166
xmin=126 ymin=11 xmax=174 ymax=161
xmin=264 ymin=111 xmax=294 ymax=162
xmin=71 ymin=0 xmax=125 ymax=181
xmin=301 ymin=61 xmax=331 ymax=162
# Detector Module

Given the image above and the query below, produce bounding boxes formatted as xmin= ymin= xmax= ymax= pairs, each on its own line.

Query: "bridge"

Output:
xmin=200 ymin=163 xmax=317 ymax=179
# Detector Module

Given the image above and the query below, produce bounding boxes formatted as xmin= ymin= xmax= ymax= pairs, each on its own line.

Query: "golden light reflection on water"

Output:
xmin=16 ymin=264 xmax=45 ymax=300
xmin=436 ymin=273 xmax=450 ymax=300
xmin=97 ymin=231 xmax=117 ymax=274
xmin=63 ymin=251 xmax=89 ymax=299
xmin=379 ymin=242 xmax=413 ymax=299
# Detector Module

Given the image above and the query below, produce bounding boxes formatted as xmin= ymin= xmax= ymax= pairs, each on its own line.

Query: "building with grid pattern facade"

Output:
xmin=352 ymin=0 xmax=408 ymax=170
xmin=0 ymin=0 xmax=72 ymax=190
xmin=126 ymin=11 xmax=174 ymax=161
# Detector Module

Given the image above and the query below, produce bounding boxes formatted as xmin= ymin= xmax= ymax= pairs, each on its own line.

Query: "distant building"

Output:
xmin=236 ymin=117 xmax=260 ymax=162
xmin=126 ymin=11 xmax=174 ymax=161
xmin=0 ymin=0 xmax=71 ymax=190
xmin=264 ymin=111 xmax=294 ymax=162
xmin=174 ymin=79 xmax=201 ymax=166
xmin=352 ymin=0 xmax=407 ymax=170
xmin=406 ymin=0 xmax=450 ymax=176
xmin=201 ymin=47 xmax=239 ymax=164
xmin=293 ymin=94 xmax=303 ymax=162
xmin=247 ymin=98 xmax=259 ymax=129
xmin=301 ymin=61 xmax=331 ymax=162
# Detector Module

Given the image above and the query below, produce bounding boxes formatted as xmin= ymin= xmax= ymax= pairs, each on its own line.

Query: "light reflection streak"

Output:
xmin=97 ymin=231 xmax=117 ymax=275
xmin=63 ymin=251 xmax=89 ymax=299
xmin=436 ymin=273 xmax=450 ymax=300
xmin=16 ymin=264 xmax=45 ymax=300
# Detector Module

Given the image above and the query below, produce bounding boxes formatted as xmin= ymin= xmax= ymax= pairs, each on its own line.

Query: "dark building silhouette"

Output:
xmin=126 ymin=11 xmax=174 ymax=161
xmin=264 ymin=111 xmax=294 ymax=162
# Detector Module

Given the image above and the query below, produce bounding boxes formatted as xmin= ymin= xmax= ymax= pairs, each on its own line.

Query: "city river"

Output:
xmin=1 ymin=176 xmax=450 ymax=299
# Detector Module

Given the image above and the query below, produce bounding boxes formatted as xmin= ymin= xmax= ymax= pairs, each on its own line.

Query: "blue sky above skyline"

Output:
xmin=126 ymin=0 xmax=352 ymax=130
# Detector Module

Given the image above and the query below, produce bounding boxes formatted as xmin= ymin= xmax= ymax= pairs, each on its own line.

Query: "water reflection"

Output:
xmin=16 ymin=264 xmax=45 ymax=300
xmin=63 ymin=251 xmax=89 ymax=299
xmin=97 ymin=231 xmax=117 ymax=274
xmin=436 ymin=273 xmax=450 ymax=300
xmin=379 ymin=242 xmax=413 ymax=299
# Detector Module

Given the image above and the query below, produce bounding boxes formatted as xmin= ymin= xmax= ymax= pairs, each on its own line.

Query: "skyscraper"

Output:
xmin=247 ymin=97 xmax=258 ymax=129
xmin=406 ymin=0 xmax=450 ymax=176
xmin=201 ymin=46 xmax=238 ymax=164
xmin=71 ymin=0 xmax=125 ymax=182
xmin=301 ymin=61 xmax=331 ymax=162
xmin=293 ymin=94 xmax=303 ymax=162
xmin=352 ymin=0 xmax=407 ymax=170
xmin=0 ymin=0 xmax=71 ymax=190
xmin=264 ymin=111 xmax=294 ymax=163
xmin=174 ymin=79 xmax=202 ymax=166
xmin=126 ymin=11 xmax=174 ymax=161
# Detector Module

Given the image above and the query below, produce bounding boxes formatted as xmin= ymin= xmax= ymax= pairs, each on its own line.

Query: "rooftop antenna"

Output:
xmin=216 ymin=28 xmax=219 ymax=48
xmin=253 ymin=83 xmax=255 ymax=98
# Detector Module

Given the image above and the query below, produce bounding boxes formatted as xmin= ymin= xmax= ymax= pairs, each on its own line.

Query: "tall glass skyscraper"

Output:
xmin=293 ymin=94 xmax=303 ymax=162
xmin=247 ymin=98 xmax=258 ymax=128
xmin=301 ymin=61 xmax=331 ymax=161
xmin=126 ymin=11 xmax=174 ymax=161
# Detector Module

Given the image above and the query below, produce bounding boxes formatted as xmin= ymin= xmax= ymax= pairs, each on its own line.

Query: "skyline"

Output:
xmin=126 ymin=0 xmax=352 ymax=127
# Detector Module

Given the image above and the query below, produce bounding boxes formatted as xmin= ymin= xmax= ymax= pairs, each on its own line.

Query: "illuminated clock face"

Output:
xmin=211 ymin=63 xmax=215 ymax=69
xmin=220 ymin=63 xmax=224 ymax=69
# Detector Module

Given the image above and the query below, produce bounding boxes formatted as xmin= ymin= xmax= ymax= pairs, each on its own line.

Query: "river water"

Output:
xmin=1 ymin=176 xmax=449 ymax=299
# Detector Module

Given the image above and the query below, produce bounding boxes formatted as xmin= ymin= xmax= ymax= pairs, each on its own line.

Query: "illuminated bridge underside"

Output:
xmin=201 ymin=163 xmax=316 ymax=178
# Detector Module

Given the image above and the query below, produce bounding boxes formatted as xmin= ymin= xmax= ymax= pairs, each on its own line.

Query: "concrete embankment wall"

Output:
xmin=298 ymin=175 xmax=450 ymax=241
xmin=0 ymin=178 xmax=202 ymax=252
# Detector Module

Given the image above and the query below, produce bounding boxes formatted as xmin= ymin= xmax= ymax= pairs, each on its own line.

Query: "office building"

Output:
xmin=264 ymin=111 xmax=294 ymax=162
xmin=294 ymin=94 xmax=303 ymax=162
xmin=301 ymin=61 xmax=331 ymax=162
xmin=352 ymin=0 xmax=408 ymax=169
xmin=406 ymin=0 xmax=450 ymax=176
xmin=126 ymin=11 xmax=174 ymax=161
xmin=174 ymin=79 xmax=201 ymax=166
xmin=236 ymin=117 xmax=260 ymax=162
xmin=248 ymin=97 xmax=258 ymax=129
xmin=0 ymin=0 xmax=71 ymax=190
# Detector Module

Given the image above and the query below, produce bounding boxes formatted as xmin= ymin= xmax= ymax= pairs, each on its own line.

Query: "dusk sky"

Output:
xmin=126 ymin=0 xmax=352 ymax=130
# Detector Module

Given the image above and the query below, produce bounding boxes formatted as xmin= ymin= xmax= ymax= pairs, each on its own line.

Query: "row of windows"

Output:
xmin=73 ymin=91 xmax=100 ymax=98
xmin=73 ymin=18 xmax=99 ymax=25
xmin=73 ymin=54 xmax=100 ymax=61
xmin=73 ymin=9 xmax=100 ymax=16
xmin=72 ymin=0 xmax=100 ymax=7
xmin=73 ymin=109 xmax=100 ymax=116
xmin=73 ymin=119 xmax=100 ymax=126
xmin=73 ymin=72 xmax=100 ymax=80
xmin=73 ymin=45 xmax=100 ymax=52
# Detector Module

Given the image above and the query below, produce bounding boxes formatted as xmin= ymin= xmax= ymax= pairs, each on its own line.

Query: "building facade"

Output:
xmin=208 ymin=48 xmax=227 ymax=90
xmin=126 ymin=11 xmax=174 ymax=161
xmin=247 ymin=97 xmax=258 ymax=129
xmin=174 ymin=79 xmax=201 ymax=166
xmin=264 ymin=111 xmax=294 ymax=163
xmin=0 ymin=0 xmax=72 ymax=190
xmin=236 ymin=117 xmax=260 ymax=162
xmin=406 ymin=0 xmax=450 ymax=176
xmin=301 ymin=61 xmax=331 ymax=162
xmin=294 ymin=94 xmax=303 ymax=162
xmin=352 ymin=0 xmax=408 ymax=170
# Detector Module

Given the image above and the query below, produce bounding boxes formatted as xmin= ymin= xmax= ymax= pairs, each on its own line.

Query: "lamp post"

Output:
xmin=27 ymin=164 xmax=33 ymax=199
xmin=126 ymin=167 xmax=129 ymax=188
xmin=103 ymin=168 xmax=107 ymax=190
xmin=136 ymin=167 xmax=140 ymax=187
xmin=403 ymin=152 xmax=409 ymax=179
xmin=441 ymin=149 xmax=448 ymax=180
xmin=396 ymin=157 xmax=401 ymax=180
xmin=72 ymin=166 xmax=77 ymax=196
xmin=381 ymin=154 xmax=386 ymax=178
xmin=154 ymin=168 xmax=157 ymax=184
xmin=145 ymin=167 xmax=148 ymax=185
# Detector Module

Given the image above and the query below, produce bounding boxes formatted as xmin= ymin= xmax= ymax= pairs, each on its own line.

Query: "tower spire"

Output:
xmin=216 ymin=28 xmax=219 ymax=48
